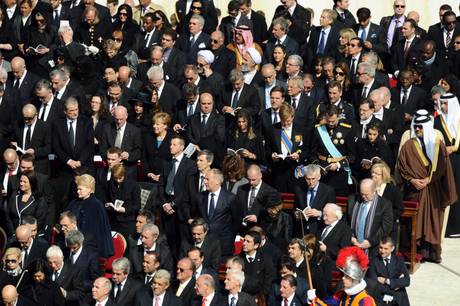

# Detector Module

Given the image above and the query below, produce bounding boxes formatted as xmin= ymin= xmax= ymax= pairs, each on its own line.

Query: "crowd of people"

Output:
xmin=0 ymin=0 xmax=459 ymax=305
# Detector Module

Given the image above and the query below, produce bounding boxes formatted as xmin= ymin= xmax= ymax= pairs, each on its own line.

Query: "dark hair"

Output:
xmin=29 ymin=258 xmax=51 ymax=279
xmin=349 ymin=37 xmax=364 ymax=48
xmin=228 ymin=0 xmax=241 ymax=11
xmin=187 ymin=246 xmax=204 ymax=258
xmin=325 ymin=104 xmax=340 ymax=117
xmin=404 ymin=18 xmax=417 ymax=29
xmin=138 ymin=210 xmax=155 ymax=224
xmin=327 ymin=80 xmax=343 ymax=92
xmin=21 ymin=170 xmax=39 ymax=195
xmin=380 ymin=236 xmax=395 ymax=246
xmin=163 ymin=28 xmax=178 ymax=41
xmin=360 ymin=98 xmax=374 ymax=109
xmin=366 ymin=121 xmax=383 ymax=136
xmin=279 ymin=255 xmax=296 ymax=272
xmin=235 ymin=109 xmax=256 ymax=139
xmin=182 ymin=83 xmax=199 ymax=97
xmin=153 ymin=9 xmax=171 ymax=30
xmin=443 ymin=10 xmax=456 ymax=21
xmin=222 ymin=154 xmax=245 ymax=180
xmin=356 ymin=7 xmax=371 ymax=21
xmin=245 ymin=230 xmax=261 ymax=246
xmin=270 ymin=85 xmax=286 ymax=96
xmin=20 ymin=153 xmax=35 ymax=164
xmin=281 ymin=274 xmax=297 ymax=287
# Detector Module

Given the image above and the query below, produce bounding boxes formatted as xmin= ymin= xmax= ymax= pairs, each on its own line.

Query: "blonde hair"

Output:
xmin=75 ymin=174 xmax=96 ymax=193
xmin=112 ymin=164 xmax=125 ymax=179
xmin=153 ymin=112 xmax=171 ymax=127
xmin=2 ymin=247 xmax=21 ymax=263
xmin=371 ymin=162 xmax=393 ymax=184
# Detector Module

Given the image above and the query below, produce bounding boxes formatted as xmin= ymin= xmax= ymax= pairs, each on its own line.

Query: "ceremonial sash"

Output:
xmin=281 ymin=130 xmax=293 ymax=153
xmin=317 ymin=125 xmax=352 ymax=184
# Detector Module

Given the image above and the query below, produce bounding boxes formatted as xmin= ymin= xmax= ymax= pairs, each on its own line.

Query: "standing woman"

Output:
xmin=67 ymin=174 xmax=114 ymax=258
xmin=272 ymin=44 xmax=288 ymax=82
xmin=435 ymin=95 xmax=460 ymax=238
xmin=5 ymin=171 xmax=47 ymax=236
xmin=113 ymin=4 xmax=139 ymax=51
xmin=105 ymin=164 xmax=140 ymax=238
xmin=88 ymin=94 xmax=112 ymax=154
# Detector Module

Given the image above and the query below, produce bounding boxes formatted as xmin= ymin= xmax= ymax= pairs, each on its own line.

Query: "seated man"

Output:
xmin=135 ymin=269 xmax=183 ymax=306
xmin=224 ymin=269 xmax=257 ymax=306
xmin=56 ymin=211 xmax=98 ymax=252
xmin=10 ymin=225 xmax=48 ymax=269
xmin=366 ymin=237 xmax=410 ymax=306
xmin=267 ymin=275 xmax=302 ymax=306
xmin=110 ymin=257 xmax=142 ymax=305
xmin=171 ymin=257 xmax=196 ymax=305
xmin=193 ymin=274 xmax=223 ymax=306
xmin=92 ymin=277 xmax=117 ymax=306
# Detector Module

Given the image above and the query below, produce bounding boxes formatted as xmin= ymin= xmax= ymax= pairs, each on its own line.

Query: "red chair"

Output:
xmin=102 ymin=231 xmax=127 ymax=278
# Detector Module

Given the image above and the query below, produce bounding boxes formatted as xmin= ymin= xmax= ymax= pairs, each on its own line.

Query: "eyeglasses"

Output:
xmin=176 ymin=267 xmax=185 ymax=272
xmin=36 ymin=18 xmax=46 ymax=23
xmin=394 ymin=5 xmax=405 ymax=8
xmin=347 ymin=43 xmax=358 ymax=47
xmin=356 ymin=72 xmax=366 ymax=76
xmin=5 ymin=259 xmax=17 ymax=264
xmin=112 ymin=37 xmax=123 ymax=42
xmin=191 ymin=6 xmax=202 ymax=10
xmin=414 ymin=124 xmax=423 ymax=130
xmin=211 ymin=39 xmax=219 ymax=44
xmin=263 ymin=75 xmax=274 ymax=79
xmin=185 ymin=77 xmax=194 ymax=81
xmin=119 ymin=12 xmax=127 ymax=16
xmin=446 ymin=21 xmax=456 ymax=25
xmin=334 ymin=71 xmax=345 ymax=76
xmin=23 ymin=116 xmax=35 ymax=121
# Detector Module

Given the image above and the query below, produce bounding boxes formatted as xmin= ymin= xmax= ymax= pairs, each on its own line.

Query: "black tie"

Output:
xmin=208 ymin=193 xmax=215 ymax=218
xmin=384 ymin=258 xmax=390 ymax=274
xmin=40 ymin=104 xmax=47 ymax=121
xmin=402 ymin=89 xmax=408 ymax=104
xmin=13 ymin=79 xmax=19 ymax=89
xmin=53 ymin=271 xmax=59 ymax=281
xmin=291 ymin=98 xmax=297 ymax=109
xmin=68 ymin=120 xmax=75 ymax=149
xmin=248 ymin=257 xmax=254 ymax=263
xmin=23 ymin=250 xmax=28 ymax=268
xmin=24 ymin=125 xmax=31 ymax=149
xmin=115 ymin=283 xmax=122 ymax=300
xmin=350 ymin=58 xmax=356 ymax=76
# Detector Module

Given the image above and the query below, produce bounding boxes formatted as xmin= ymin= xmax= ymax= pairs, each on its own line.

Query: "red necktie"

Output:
xmin=403 ymin=41 xmax=410 ymax=59
xmin=202 ymin=297 xmax=207 ymax=306
xmin=8 ymin=169 xmax=13 ymax=177
xmin=284 ymin=297 xmax=289 ymax=306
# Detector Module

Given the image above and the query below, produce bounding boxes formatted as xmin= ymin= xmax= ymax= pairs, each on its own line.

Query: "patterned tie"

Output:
xmin=446 ymin=31 xmax=452 ymax=48
xmin=284 ymin=297 xmax=289 ymax=306
xmin=248 ymin=187 xmax=256 ymax=211
xmin=230 ymin=296 xmax=236 ymax=306
xmin=320 ymin=225 xmax=331 ymax=241
xmin=154 ymin=296 xmax=160 ymax=306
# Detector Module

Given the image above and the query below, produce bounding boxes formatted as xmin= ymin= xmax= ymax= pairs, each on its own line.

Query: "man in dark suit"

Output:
xmin=6 ymin=57 xmax=39 ymax=111
xmin=379 ymin=0 xmax=406 ymax=50
xmin=91 ymin=277 xmax=117 ymax=306
xmin=236 ymin=164 xmax=281 ymax=231
xmin=12 ymin=104 xmax=51 ymax=175
xmin=13 ymin=225 xmax=49 ymax=269
xmin=172 ymin=257 xmax=196 ymax=305
xmin=353 ymin=62 xmax=382 ymax=109
xmin=318 ymin=203 xmax=352 ymax=261
xmin=264 ymin=17 xmax=299 ymax=64
xmin=49 ymin=68 xmax=83 ymax=104
xmin=110 ymin=257 xmax=142 ymax=305
xmin=131 ymin=250 xmax=161 ymax=290
xmin=195 ymin=169 xmax=238 ymax=257
xmin=0 ymin=82 xmax=14 ymax=154
xmin=46 ymin=245 xmax=85 ymax=306
xmin=186 ymin=92 xmax=225 ymax=164
xmin=257 ymin=64 xmax=286 ymax=111
xmin=224 ymin=269 xmax=257 ymax=306
xmin=268 ymin=274 xmax=303 ymax=306
xmin=65 ymin=230 xmax=100 ymax=292
xmin=128 ymin=224 xmax=174 ymax=274
xmin=333 ymin=0 xmax=356 ymax=28
xmin=210 ymin=30 xmax=236 ymax=78
xmin=137 ymin=45 xmax=179 ymax=86
xmin=50 ymin=0 xmax=71 ymax=28
xmin=293 ymin=164 xmax=336 ymax=236
xmin=34 ymin=79 xmax=64 ymax=126
xmin=99 ymin=105 xmax=142 ymax=179
xmin=427 ymin=10 xmax=460 ymax=62
xmin=70 ymin=0 xmax=111 ymax=30
xmin=239 ymin=231 xmax=275 ymax=297
xmin=303 ymin=74 xmax=327 ymax=106
xmin=135 ymin=12 xmax=162 ymax=60
xmin=193 ymin=274 xmax=223 ymax=306
xmin=391 ymin=19 xmax=423 ymax=74
xmin=118 ymin=66 xmax=143 ymax=93
xmin=179 ymin=218 xmax=221 ymax=272
xmin=348 ymin=179 xmax=393 ymax=258
xmin=272 ymin=0 xmax=311 ymax=44
xmin=176 ymin=14 xmax=210 ymax=64
xmin=305 ymin=10 xmax=340 ymax=70
xmin=135 ymin=269 xmax=183 ymax=306
xmin=418 ymin=40 xmax=450 ymax=93
xmin=366 ymin=237 xmax=410 ymax=306
xmin=239 ymin=0 xmax=268 ymax=45
xmin=354 ymin=99 xmax=383 ymax=141
xmin=3 ymin=0 xmax=20 ymax=22
xmin=158 ymin=135 xmax=197 ymax=254
xmin=390 ymin=69 xmax=427 ymax=126
xmin=1 ymin=285 xmax=38 ymax=306
xmin=219 ymin=1 xmax=253 ymax=46
xmin=218 ymin=69 xmax=260 ymax=127
xmin=353 ymin=8 xmax=387 ymax=56
xmin=146 ymin=65 xmax=181 ymax=116
xmin=161 ymin=29 xmax=187 ymax=86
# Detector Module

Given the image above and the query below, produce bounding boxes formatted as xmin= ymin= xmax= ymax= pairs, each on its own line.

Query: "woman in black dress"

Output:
xmin=128 ymin=93 xmax=152 ymax=131
xmin=0 ymin=248 xmax=23 ymax=289
xmin=88 ymin=94 xmax=112 ymax=154
xmin=113 ymin=4 xmax=139 ymax=51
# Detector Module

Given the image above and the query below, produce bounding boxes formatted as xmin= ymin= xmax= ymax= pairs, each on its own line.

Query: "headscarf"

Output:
xmin=438 ymin=94 xmax=460 ymax=139
xmin=411 ymin=113 xmax=436 ymax=162
xmin=234 ymin=25 xmax=254 ymax=55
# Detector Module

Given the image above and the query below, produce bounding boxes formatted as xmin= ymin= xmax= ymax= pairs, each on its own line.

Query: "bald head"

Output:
xmin=210 ymin=31 xmax=225 ymax=50
xmin=22 ymin=104 xmax=37 ymax=119
xmin=113 ymin=106 xmax=128 ymax=128
xmin=2 ymin=285 xmax=18 ymax=305
xmin=118 ymin=66 xmax=131 ymax=83
xmin=360 ymin=178 xmax=376 ymax=202
xmin=11 ymin=57 xmax=26 ymax=79
xmin=407 ymin=11 xmax=420 ymax=23
xmin=16 ymin=225 xmax=32 ymax=240
xmin=3 ymin=148 xmax=18 ymax=170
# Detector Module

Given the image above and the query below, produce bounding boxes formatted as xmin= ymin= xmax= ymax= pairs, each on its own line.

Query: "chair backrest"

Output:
xmin=103 ymin=231 xmax=128 ymax=278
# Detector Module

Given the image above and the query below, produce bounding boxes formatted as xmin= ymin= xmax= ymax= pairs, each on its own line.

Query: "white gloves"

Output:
xmin=307 ymin=289 xmax=317 ymax=301
xmin=87 ymin=45 xmax=99 ymax=55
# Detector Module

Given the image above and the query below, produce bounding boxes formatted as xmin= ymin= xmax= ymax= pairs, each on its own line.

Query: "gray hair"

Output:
xmin=200 ymin=274 xmax=215 ymax=289
xmin=190 ymin=14 xmax=205 ymax=28
xmin=227 ymin=269 xmax=245 ymax=287
xmin=147 ymin=65 xmax=164 ymax=80
xmin=154 ymin=269 xmax=171 ymax=284
xmin=197 ymin=150 xmax=214 ymax=164
xmin=64 ymin=97 xmax=79 ymax=110
xmin=431 ymin=84 xmax=447 ymax=96
xmin=262 ymin=63 xmax=275 ymax=71
xmin=357 ymin=62 xmax=376 ymax=78
xmin=35 ymin=79 xmax=52 ymax=91
xmin=58 ymin=25 xmax=73 ymax=35
xmin=142 ymin=223 xmax=160 ymax=236
xmin=97 ymin=277 xmax=112 ymax=291
xmin=0 ymin=67 xmax=7 ymax=80
xmin=272 ymin=17 xmax=288 ymax=32
xmin=112 ymin=257 xmax=131 ymax=274
xmin=287 ymin=54 xmax=303 ymax=68
xmin=304 ymin=164 xmax=321 ymax=176
xmin=49 ymin=68 xmax=66 ymax=81
xmin=288 ymin=76 xmax=304 ymax=90
xmin=324 ymin=203 xmax=343 ymax=220
xmin=65 ymin=229 xmax=85 ymax=245
xmin=362 ymin=51 xmax=379 ymax=66
xmin=229 ymin=69 xmax=244 ymax=83
xmin=209 ymin=168 xmax=224 ymax=184
xmin=46 ymin=245 xmax=64 ymax=258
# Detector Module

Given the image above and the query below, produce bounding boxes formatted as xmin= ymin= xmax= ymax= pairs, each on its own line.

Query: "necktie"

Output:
xmin=201 ymin=114 xmax=207 ymax=125
xmin=208 ymin=193 xmax=215 ymax=218
xmin=190 ymin=34 xmax=196 ymax=47
xmin=40 ymin=103 xmax=47 ymax=121
xmin=284 ymin=297 xmax=289 ymax=306
xmin=248 ymin=257 xmax=254 ymax=263
xmin=357 ymin=203 xmax=368 ymax=242
xmin=23 ymin=249 xmax=28 ymax=268
xmin=273 ymin=111 xmax=279 ymax=124
xmin=115 ymin=283 xmax=122 ymax=299
xmin=114 ymin=128 xmax=123 ymax=148
xmin=277 ymin=39 xmax=282 ymax=45
xmin=145 ymin=275 xmax=151 ymax=284
xmin=68 ymin=120 xmax=75 ymax=149
xmin=70 ymin=0 xmax=77 ymax=9
xmin=70 ymin=252 xmax=75 ymax=264
xmin=402 ymin=88 xmax=408 ymax=104
xmin=308 ymin=188 xmax=316 ymax=206
xmin=361 ymin=86 xmax=368 ymax=99
xmin=340 ymin=12 xmax=345 ymax=19
xmin=360 ymin=27 xmax=367 ymax=41
xmin=320 ymin=225 xmax=331 ymax=241
xmin=187 ymin=104 xmax=194 ymax=117
xmin=8 ymin=169 xmax=13 ymax=177
xmin=446 ymin=31 xmax=452 ymax=48
xmin=230 ymin=296 xmax=236 ymax=306
xmin=144 ymin=32 xmax=151 ymax=47
xmin=53 ymin=271 xmax=59 ymax=281
xmin=154 ymin=296 xmax=160 ymax=306
xmin=165 ymin=157 xmax=177 ymax=195
xmin=110 ymin=102 xmax=117 ymax=113
xmin=403 ymin=41 xmax=410 ymax=59
xmin=201 ymin=297 xmax=207 ymax=306
xmin=384 ymin=258 xmax=390 ymax=274
xmin=54 ymin=9 xmax=59 ymax=21
xmin=291 ymin=98 xmax=297 ymax=109
xmin=231 ymin=91 xmax=239 ymax=108
xmin=24 ymin=125 xmax=31 ymax=149
xmin=350 ymin=58 xmax=356 ymax=75
xmin=199 ymin=175 xmax=205 ymax=192
xmin=13 ymin=79 xmax=19 ymax=89
xmin=317 ymin=30 xmax=326 ymax=54
xmin=248 ymin=187 xmax=256 ymax=210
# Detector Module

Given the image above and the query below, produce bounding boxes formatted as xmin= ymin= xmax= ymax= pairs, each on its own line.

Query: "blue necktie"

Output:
xmin=360 ymin=28 xmax=367 ymax=41
xmin=308 ymin=189 xmax=315 ymax=206
xmin=317 ymin=30 xmax=326 ymax=54
xmin=231 ymin=91 xmax=239 ymax=108
xmin=208 ymin=193 xmax=215 ymax=218
xmin=230 ymin=296 xmax=236 ymax=306
xmin=357 ymin=203 xmax=368 ymax=242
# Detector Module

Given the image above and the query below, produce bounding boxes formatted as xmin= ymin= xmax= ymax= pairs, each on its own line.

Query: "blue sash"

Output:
xmin=317 ymin=125 xmax=352 ymax=184
xmin=281 ymin=130 xmax=293 ymax=153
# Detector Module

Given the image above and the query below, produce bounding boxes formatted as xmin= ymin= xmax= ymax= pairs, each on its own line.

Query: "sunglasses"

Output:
xmin=112 ymin=38 xmax=122 ymax=42
xmin=23 ymin=116 xmax=35 ymax=121
xmin=185 ymin=77 xmax=194 ymax=81
xmin=176 ymin=267 xmax=185 ymax=272
xmin=347 ymin=43 xmax=358 ymax=47
xmin=5 ymin=259 xmax=17 ymax=264
xmin=334 ymin=71 xmax=345 ymax=76
xmin=211 ymin=39 xmax=219 ymax=44
xmin=119 ymin=12 xmax=127 ymax=16
xmin=394 ymin=5 xmax=405 ymax=8
xmin=191 ymin=6 xmax=202 ymax=10
xmin=414 ymin=124 xmax=423 ymax=130
xmin=445 ymin=21 xmax=456 ymax=25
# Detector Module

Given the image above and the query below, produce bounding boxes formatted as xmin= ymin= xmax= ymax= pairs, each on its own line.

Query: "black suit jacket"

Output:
xmin=378 ymin=108 xmax=403 ymax=147
xmin=288 ymin=93 xmax=316 ymax=146
xmin=219 ymin=14 xmax=253 ymax=46
xmin=379 ymin=15 xmax=404 ymax=48
xmin=257 ymin=80 xmax=286 ymax=111
xmin=52 ymin=116 xmax=94 ymax=175
xmin=427 ymin=23 xmax=460 ymax=61
xmin=192 ymin=292 xmax=224 ymax=306
xmin=352 ymin=23 xmax=387 ymax=54
xmin=211 ymin=47 xmax=236 ymax=78
xmin=293 ymin=181 xmax=336 ymax=235
xmin=129 ymin=241 xmax=174 ymax=274
xmin=54 ymin=263 xmax=85 ymax=306
xmin=6 ymin=70 xmax=40 ymax=107
xmin=51 ymin=2 xmax=71 ymax=28
xmin=36 ymin=98 xmax=65 ymax=126
xmin=135 ymin=288 xmax=184 ymax=306
xmin=163 ymin=47 xmax=187 ymax=86
xmin=179 ymin=234 xmax=221 ymax=273
xmin=305 ymin=24 xmax=341 ymax=69
xmin=157 ymin=81 xmax=181 ymax=117
xmin=335 ymin=9 xmax=356 ymax=28
xmin=390 ymin=37 xmax=423 ymax=73
xmin=100 ymin=122 xmax=142 ymax=165
xmin=273 ymin=3 xmax=311 ymax=42
xmin=390 ymin=85 xmax=427 ymax=117
xmin=347 ymin=194 xmax=393 ymax=257
xmin=239 ymin=251 xmax=275 ymax=296
xmin=248 ymin=10 xmax=268 ymax=44
xmin=68 ymin=246 xmax=101 ymax=291
xmin=135 ymin=28 xmax=162 ymax=59
xmin=366 ymin=254 xmax=410 ymax=306
xmin=219 ymin=83 xmax=260 ymax=118
xmin=171 ymin=277 xmax=196 ymax=306
xmin=224 ymin=292 xmax=257 ymax=306
xmin=264 ymin=36 xmax=299 ymax=64
xmin=176 ymin=31 xmax=210 ymax=64
xmin=111 ymin=277 xmax=142 ymax=306
xmin=317 ymin=219 xmax=352 ymax=260
xmin=186 ymin=111 xmax=225 ymax=160
xmin=141 ymin=130 xmax=174 ymax=178
xmin=10 ymin=238 xmax=48 ymax=269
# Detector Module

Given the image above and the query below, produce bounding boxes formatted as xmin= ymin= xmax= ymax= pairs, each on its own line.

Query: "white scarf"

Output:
xmin=411 ymin=114 xmax=436 ymax=162
xmin=439 ymin=94 xmax=460 ymax=139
